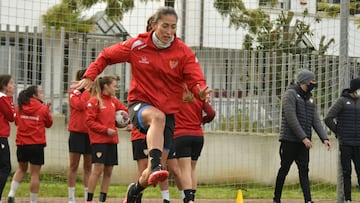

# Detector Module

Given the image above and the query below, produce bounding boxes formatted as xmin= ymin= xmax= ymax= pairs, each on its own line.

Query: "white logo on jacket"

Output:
xmin=20 ymin=115 xmax=39 ymax=121
xmin=139 ymin=56 xmax=149 ymax=64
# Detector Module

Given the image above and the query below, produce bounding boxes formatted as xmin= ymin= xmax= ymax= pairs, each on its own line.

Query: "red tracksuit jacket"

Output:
xmin=68 ymin=88 xmax=90 ymax=133
xmin=15 ymin=98 xmax=53 ymax=146
xmin=84 ymin=32 xmax=206 ymax=114
xmin=131 ymin=128 xmax=146 ymax=142
xmin=174 ymin=99 xmax=216 ymax=138
xmin=86 ymin=94 xmax=128 ymax=144
xmin=0 ymin=92 xmax=15 ymax=138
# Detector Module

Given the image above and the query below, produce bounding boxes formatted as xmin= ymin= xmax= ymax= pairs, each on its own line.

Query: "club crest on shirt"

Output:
xmin=169 ymin=60 xmax=178 ymax=69
xmin=309 ymin=98 xmax=314 ymax=103
xmin=96 ymin=152 xmax=102 ymax=158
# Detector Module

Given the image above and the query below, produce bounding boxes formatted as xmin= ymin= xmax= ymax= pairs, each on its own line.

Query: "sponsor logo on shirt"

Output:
xmin=139 ymin=56 xmax=149 ymax=64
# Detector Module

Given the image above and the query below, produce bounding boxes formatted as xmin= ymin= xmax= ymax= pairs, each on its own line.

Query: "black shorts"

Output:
xmin=175 ymin=136 xmax=204 ymax=160
xmin=17 ymin=144 xmax=45 ymax=165
xmin=91 ymin=143 xmax=118 ymax=166
xmin=0 ymin=137 xmax=11 ymax=174
xmin=129 ymin=101 xmax=174 ymax=149
xmin=166 ymin=143 xmax=176 ymax=160
xmin=68 ymin=131 xmax=92 ymax=154
xmin=132 ymin=139 xmax=148 ymax=161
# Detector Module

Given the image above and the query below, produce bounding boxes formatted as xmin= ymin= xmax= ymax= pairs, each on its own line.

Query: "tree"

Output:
xmin=42 ymin=0 xmax=176 ymax=32
xmin=213 ymin=0 xmax=334 ymax=55
xmin=42 ymin=2 xmax=94 ymax=33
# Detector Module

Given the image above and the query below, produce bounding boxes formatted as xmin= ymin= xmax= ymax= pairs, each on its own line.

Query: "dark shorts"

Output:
xmin=175 ymin=136 xmax=204 ymax=160
xmin=132 ymin=139 xmax=148 ymax=160
xmin=91 ymin=143 xmax=118 ymax=166
xmin=166 ymin=143 xmax=176 ymax=160
xmin=129 ymin=101 xmax=174 ymax=149
xmin=17 ymin=144 xmax=45 ymax=165
xmin=0 ymin=137 xmax=11 ymax=174
xmin=68 ymin=131 xmax=92 ymax=154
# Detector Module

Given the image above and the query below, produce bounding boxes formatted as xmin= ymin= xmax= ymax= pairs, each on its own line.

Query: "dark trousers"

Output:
xmin=0 ymin=137 xmax=11 ymax=197
xmin=274 ymin=141 xmax=311 ymax=202
xmin=340 ymin=145 xmax=360 ymax=201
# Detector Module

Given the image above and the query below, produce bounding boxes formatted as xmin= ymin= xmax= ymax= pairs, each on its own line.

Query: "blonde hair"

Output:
xmin=91 ymin=75 xmax=117 ymax=107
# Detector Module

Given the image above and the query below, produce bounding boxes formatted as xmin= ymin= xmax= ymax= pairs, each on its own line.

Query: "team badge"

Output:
xmin=169 ymin=60 xmax=178 ymax=69
xmin=309 ymin=98 xmax=314 ymax=103
xmin=1 ymin=144 xmax=4 ymax=149
xmin=143 ymin=149 xmax=148 ymax=156
xmin=96 ymin=152 xmax=102 ymax=158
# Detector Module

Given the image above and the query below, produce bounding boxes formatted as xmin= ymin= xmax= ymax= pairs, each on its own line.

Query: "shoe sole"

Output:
xmin=147 ymin=170 xmax=169 ymax=186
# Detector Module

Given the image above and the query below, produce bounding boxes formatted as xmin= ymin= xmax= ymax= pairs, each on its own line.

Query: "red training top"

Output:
xmin=68 ymin=88 xmax=91 ymax=133
xmin=84 ymin=32 xmax=206 ymax=114
xmin=174 ymin=99 xmax=216 ymax=138
xmin=131 ymin=127 xmax=146 ymax=142
xmin=0 ymin=92 xmax=15 ymax=138
xmin=86 ymin=94 xmax=128 ymax=144
xmin=15 ymin=98 xmax=53 ymax=146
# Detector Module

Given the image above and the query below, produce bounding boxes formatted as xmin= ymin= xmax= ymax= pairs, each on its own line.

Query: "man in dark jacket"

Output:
xmin=273 ymin=69 xmax=331 ymax=203
xmin=325 ymin=78 xmax=360 ymax=203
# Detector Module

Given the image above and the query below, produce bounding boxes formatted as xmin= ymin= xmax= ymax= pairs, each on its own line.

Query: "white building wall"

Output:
xmin=0 ymin=0 xmax=359 ymax=56
xmin=0 ymin=0 xmax=61 ymax=31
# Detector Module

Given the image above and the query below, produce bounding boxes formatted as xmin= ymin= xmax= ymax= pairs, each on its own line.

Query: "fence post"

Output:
xmin=337 ymin=0 xmax=350 ymax=202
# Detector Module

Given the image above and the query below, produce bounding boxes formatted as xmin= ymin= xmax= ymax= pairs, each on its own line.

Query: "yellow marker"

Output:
xmin=236 ymin=189 xmax=243 ymax=203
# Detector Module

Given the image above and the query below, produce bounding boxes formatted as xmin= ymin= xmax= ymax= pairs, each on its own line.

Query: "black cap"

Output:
xmin=350 ymin=78 xmax=360 ymax=92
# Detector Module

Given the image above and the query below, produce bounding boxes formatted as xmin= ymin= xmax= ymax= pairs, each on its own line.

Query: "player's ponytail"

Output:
xmin=91 ymin=76 xmax=117 ymax=108
xmin=18 ymin=85 xmax=38 ymax=112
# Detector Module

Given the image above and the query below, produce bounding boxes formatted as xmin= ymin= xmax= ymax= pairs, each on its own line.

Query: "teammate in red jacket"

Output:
xmin=174 ymin=88 xmax=216 ymax=203
xmin=85 ymin=76 xmax=128 ymax=203
xmin=7 ymin=85 xmax=53 ymax=203
xmin=73 ymin=7 xmax=210 ymax=203
xmin=67 ymin=69 xmax=92 ymax=203
xmin=0 ymin=74 xmax=15 ymax=202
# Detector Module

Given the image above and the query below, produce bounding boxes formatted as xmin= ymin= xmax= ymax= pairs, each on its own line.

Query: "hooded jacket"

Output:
xmin=15 ymin=98 xmax=53 ymax=146
xmin=0 ymin=92 xmax=15 ymax=138
xmin=280 ymin=83 xmax=328 ymax=143
xmin=86 ymin=94 xmax=128 ymax=144
xmin=68 ymin=88 xmax=90 ymax=133
xmin=174 ymin=99 xmax=216 ymax=138
xmin=325 ymin=88 xmax=360 ymax=146
xmin=84 ymin=32 xmax=206 ymax=114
